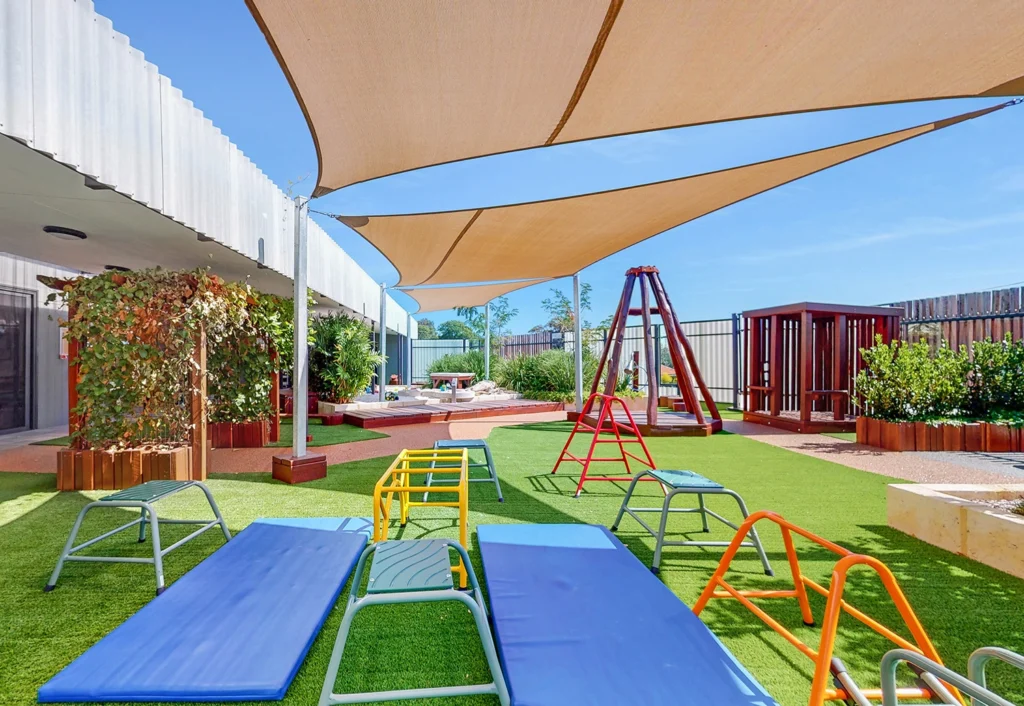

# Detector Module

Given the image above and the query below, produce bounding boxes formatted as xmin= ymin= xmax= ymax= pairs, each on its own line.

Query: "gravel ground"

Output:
xmin=724 ymin=419 xmax=1020 ymax=483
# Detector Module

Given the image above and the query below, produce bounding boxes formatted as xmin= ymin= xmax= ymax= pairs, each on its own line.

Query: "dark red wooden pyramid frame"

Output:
xmin=591 ymin=266 xmax=722 ymax=427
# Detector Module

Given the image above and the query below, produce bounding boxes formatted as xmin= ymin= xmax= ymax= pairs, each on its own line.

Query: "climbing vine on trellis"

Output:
xmin=44 ymin=268 xmax=293 ymax=449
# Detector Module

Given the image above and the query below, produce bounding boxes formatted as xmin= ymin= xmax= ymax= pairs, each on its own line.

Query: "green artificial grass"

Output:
xmin=822 ymin=432 xmax=858 ymax=442
xmin=1 ymin=425 xmax=1022 ymax=705
xmin=30 ymin=436 xmax=71 ymax=447
xmin=269 ymin=417 xmax=386 ymax=447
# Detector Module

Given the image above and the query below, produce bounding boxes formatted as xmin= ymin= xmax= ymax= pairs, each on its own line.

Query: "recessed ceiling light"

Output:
xmin=43 ymin=225 xmax=87 ymax=241
xmin=104 ymin=265 xmax=131 ymax=272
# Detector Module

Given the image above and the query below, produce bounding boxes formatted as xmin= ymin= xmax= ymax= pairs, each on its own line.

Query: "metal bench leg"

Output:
xmin=697 ymin=493 xmax=710 ymax=533
xmin=195 ymin=481 xmax=232 ymax=541
xmin=725 ymin=490 xmax=773 ymax=576
xmin=482 ymin=443 xmax=504 ymax=502
xmin=319 ymin=545 xmax=375 ymax=706
xmin=138 ymin=507 xmax=147 ymax=542
xmin=650 ymin=488 xmax=677 ymax=574
xmin=610 ymin=471 xmax=646 ymax=532
xmin=44 ymin=502 xmax=95 ymax=591
xmin=145 ymin=503 xmax=167 ymax=595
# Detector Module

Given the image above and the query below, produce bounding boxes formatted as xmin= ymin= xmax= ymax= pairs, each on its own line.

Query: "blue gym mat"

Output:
xmin=39 ymin=518 xmax=372 ymax=702
xmin=478 ymin=524 xmax=779 ymax=706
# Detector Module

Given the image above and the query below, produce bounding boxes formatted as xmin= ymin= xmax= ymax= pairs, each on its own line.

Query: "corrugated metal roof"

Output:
xmin=0 ymin=0 xmax=414 ymax=336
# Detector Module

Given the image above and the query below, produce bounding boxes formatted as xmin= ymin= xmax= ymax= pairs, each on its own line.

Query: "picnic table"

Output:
xmin=429 ymin=372 xmax=475 ymax=389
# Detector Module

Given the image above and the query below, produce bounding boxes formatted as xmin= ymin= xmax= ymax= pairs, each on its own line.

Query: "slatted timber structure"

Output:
xmin=892 ymin=286 xmax=1024 ymax=351
xmin=742 ymin=302 xmax=902 ymax=433
xmin=585 ymin=266 xmax=722 ymax=437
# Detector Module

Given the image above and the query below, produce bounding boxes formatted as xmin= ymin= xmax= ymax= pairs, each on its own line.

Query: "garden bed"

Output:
xmin=56 ymin=447 xmax=194 ymax=491
xmin=209 ymin=420 xmax=271 ymax=449
xmin=856 ymin=417 xmax=1022 ymax=452
xmin=888 ymin=484 xmax=1024 ymax=579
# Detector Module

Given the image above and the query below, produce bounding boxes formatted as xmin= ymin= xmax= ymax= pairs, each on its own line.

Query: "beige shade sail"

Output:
xmin=340 ymin=104 xmax=1008 ymax=286
xmin=400 ymin=279 xmax=549 ymax=313
xmin=247 ymin=0 xmax=1024 ymax=194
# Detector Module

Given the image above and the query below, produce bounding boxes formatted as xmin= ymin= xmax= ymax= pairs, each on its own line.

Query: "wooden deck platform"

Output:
xmin=743 ymin=409 xmax=856 ymax=434
xmin=342 ymin=399 xmax=564 ymax=429
xmin=575 ymin=410 xmax=722 ymax=437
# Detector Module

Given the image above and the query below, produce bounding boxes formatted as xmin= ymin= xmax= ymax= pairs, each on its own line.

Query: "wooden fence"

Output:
xmin=498 ymin=332 xmax=562 ymax=358
xmin=891 ymin=286 xmax=1024 ymax=350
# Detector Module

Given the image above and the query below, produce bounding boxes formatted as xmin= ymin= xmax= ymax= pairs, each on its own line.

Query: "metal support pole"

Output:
xmin=379 ymin=283 xmax=387 ymax=402
xmin=653 ymin=323 xmax=662 ymax=399
xmin=484 ymin=302 xmax=491 ymax=380
xmin=573 ymin=274 xmax=583 ymax=411
xmin=406 ymin=314 xmax=413 ymax=386
xmin=292 ymin=196 xmax=309 ymax=458
xmin=732 ymin=313 xmax=741 ymax=411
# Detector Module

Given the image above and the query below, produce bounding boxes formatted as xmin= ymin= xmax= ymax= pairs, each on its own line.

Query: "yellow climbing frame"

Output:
xmin=373 ymin=448 xmax=470 ymax=587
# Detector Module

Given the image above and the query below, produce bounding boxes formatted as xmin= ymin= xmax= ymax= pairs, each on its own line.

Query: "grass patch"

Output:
xmin=268 ymin=418 xmax=386 ymax=448
xmin=30 ymin=436 xmax=71 ymax=447
xmin=1 ymin=425 xmax=1022 ymax=705
xmin=821 ymin=432 xmax=857 ymax=442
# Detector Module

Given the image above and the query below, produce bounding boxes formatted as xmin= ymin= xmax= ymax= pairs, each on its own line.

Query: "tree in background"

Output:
xmin=417 ymin=318 xmax=438 ymax=339
xmin=438 ymin=320 xmax=480 ymax=340
xmin=455 ymin=296 xmax=519 ymax=341
xmin=539 ymin=283 xmax=592 ymax=332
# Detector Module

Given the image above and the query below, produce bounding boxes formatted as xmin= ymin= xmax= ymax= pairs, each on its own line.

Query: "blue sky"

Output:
xmin=96 ymin=0 xmax=1024 ymax=333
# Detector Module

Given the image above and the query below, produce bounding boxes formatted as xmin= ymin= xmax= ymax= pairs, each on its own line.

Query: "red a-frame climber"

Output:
xmin=551 ymin=392 xmax=656 ymax=497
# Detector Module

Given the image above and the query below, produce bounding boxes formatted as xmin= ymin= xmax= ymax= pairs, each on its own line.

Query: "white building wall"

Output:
xmin=0 ymin=0 xmax=415 ymax=337
xmin=0 ymin=253 xmax=81 ymax=430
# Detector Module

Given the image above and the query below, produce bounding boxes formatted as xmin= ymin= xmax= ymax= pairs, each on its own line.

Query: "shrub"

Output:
xmin=310 ymin=313 xmax=384 ymax=402
xmin=496 ymin=349 xmax=598 ymax=394
xmin=427 ymin=350 xmax=492 ymax=381
xmin=967 ymin=334 xmax=1024 ymax=417
xmin=856 ymin=333 xmax=1024 ymax=422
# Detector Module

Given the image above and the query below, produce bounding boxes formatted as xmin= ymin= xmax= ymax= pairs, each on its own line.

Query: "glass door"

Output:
xmin=0 ymin=290 xmax=31 ymax=432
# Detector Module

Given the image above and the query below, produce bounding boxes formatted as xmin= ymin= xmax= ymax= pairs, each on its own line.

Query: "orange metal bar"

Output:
xmin=782 ymin=526 xmax=816 ymax=626
xmin=713 ymin=578 xmax=819 ymax=661
xmin=801 ymin=577 xmax=921 ymax=653
xmin=713 ymin=589 xmax=798 ymax=599
xmin=692 ymin=511 xmax=956 ymax=706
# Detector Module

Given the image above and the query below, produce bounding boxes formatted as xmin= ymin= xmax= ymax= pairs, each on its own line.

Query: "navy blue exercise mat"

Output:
xmin=478 ymin=523 xmax=779 ymax=706
xmin=39 ymin=518 xmax=372 ymax=702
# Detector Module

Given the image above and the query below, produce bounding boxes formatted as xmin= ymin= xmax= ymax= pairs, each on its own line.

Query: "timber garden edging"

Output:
xmin=856 ymin=417 xmax=1022 ymax=452
xmin=56 ymin=447 xmax=199 ymax=492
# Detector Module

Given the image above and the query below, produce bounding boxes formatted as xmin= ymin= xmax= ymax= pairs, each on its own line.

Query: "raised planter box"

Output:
xmin=888 ymin=484 xmax=1024 ymax=579
xmin=856 ymin=418 xmax=1019 ymax=452
xmin=281 ymin=391 xmax=318 ymax=415
xmin=209 ymin=420 xmax=270 ymax=448
xmin=57 ymin=447 xmax=193 ymax=491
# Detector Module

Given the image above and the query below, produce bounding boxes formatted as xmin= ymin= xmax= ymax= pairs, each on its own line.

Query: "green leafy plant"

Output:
xmin=492 ymin=348 xmax=633 ymax=400
xmin=310 ymin=314 xmax=384 ymax=403
xmin=428 ymin=350 xmax=493 ymax=381
xmin=967 ymin=333 xmax=1024 ymax=417
xmin=44 ymin=268 xmax=289 ymax=449
xmin=206 ymin=291 xmax=294 ymax=424
xmin=856 ymin=333 xmax=1024 ymax=423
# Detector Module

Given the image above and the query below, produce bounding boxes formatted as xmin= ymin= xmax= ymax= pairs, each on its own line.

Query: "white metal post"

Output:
xmin=292 ymin=196 xmax=309 ymax=458
xmin=406 ymin=313 xmax=413 ymax=386
xmin=573 ymin=274 xmax=583 ymax=411
xmin=379 ymin=283 xmax=387 ymax=402
xmin=484 ymin=302 xmax=491 ymax=380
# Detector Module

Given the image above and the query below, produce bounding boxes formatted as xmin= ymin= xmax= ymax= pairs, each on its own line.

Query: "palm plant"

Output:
xmin=310 ymin=314 xmax=385 ymax=402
